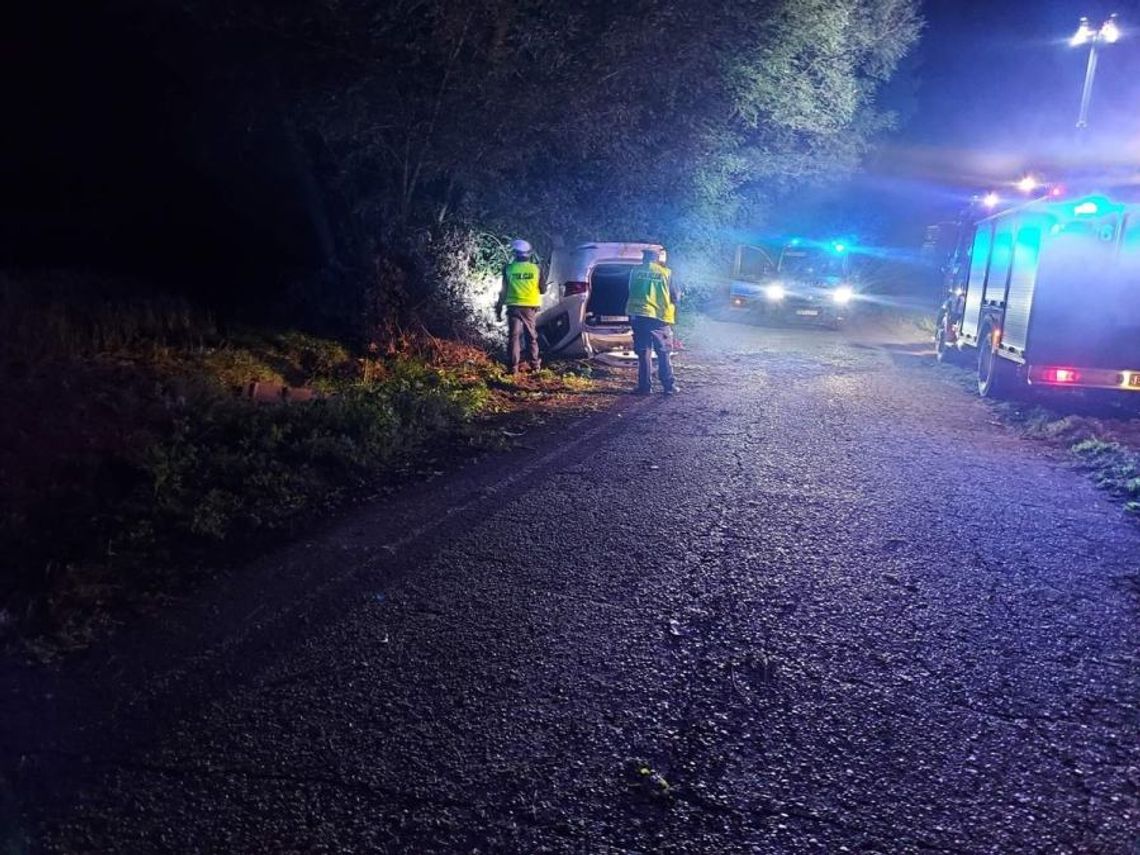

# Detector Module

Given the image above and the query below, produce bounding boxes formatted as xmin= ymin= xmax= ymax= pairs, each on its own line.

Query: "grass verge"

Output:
xmin=999 ymin=404 xmax=1140 ymax=514
xmin=1 ymin=280 xmax=623 ymax=654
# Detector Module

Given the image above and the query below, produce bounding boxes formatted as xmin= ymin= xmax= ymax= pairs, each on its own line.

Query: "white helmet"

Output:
xmin=510 ymin=238 xmax=532 ymax=256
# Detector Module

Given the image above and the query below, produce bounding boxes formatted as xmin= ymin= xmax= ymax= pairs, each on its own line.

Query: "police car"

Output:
xmin=729 ymin=240 xmax=855 ymax=329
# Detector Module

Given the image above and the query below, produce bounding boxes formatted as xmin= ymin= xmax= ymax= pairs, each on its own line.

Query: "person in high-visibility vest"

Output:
xmin=496 ymin=239 xmax=546 ymax=374
xmin=626 ymin=247 xmax=679 ymax=395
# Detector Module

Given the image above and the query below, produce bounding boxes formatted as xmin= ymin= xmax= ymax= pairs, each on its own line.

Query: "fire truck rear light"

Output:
xmin=564 ymin=281 xmax=589 ymax=296
xmin=1043 ymin=368 xmax=1080 ymax=384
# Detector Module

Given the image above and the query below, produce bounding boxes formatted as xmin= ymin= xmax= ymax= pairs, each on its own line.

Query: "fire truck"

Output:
xmin=935 ymin=192 xmax=1140 ymax=397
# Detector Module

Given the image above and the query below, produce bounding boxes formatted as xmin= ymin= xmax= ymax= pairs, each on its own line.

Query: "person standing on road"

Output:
xmin=496 ymin=239 xmax=546 ymax=375
xmin=626 ymin=247 xmax=679 ymax=396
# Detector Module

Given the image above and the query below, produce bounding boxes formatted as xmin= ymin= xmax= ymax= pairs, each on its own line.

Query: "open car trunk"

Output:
xmin=585 ymin=263 xmax=633 ymax=323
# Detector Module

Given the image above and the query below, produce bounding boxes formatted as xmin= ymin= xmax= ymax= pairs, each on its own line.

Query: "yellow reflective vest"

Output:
xmin=626 ymin=262 xmax=675 ymax=323
xmin=502 ymin=260 xmax=542 ymax=307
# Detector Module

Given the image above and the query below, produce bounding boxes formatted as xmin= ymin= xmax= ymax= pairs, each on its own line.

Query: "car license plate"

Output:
xmin=795 ymin=309 xmax=819 ymax=317
xmin=599 ymin=315 xmax=628 ymax=323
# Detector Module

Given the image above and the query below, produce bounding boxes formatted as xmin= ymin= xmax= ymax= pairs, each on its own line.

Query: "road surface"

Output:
xmin=7 ymin=316 xmax=1139 ymax=854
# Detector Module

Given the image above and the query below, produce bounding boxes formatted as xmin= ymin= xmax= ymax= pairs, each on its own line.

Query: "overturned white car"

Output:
xmin=536 ymin=241 xmax=665 ymax=360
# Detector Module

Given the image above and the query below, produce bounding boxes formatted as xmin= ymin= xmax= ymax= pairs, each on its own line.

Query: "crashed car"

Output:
xmin=728 ymin=240 xmax=856 ymax=328
xmin=536 ymin=241 xmax=666 ymax=363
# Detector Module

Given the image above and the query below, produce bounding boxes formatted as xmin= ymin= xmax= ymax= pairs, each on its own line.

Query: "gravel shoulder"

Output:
xmin=8 ymin=314 xmax=1139 ymax=854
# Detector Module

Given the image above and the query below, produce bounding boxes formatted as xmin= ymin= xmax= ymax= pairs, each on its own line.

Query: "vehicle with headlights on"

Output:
xmin=728 ymin=240 xmax=856 ymax=328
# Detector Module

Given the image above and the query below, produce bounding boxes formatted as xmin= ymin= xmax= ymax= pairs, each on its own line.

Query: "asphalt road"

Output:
xmin=10 ymin=316 xmax=1140 ymax=854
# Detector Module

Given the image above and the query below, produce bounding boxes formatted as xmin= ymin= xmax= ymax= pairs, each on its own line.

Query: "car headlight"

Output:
xmin=765 ymin=283 xmax=785 ymax=301
xmin=832 ymin=285 xmax=854 ymax=305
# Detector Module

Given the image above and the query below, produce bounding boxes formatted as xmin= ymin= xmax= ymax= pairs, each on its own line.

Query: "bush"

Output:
xmin=140 ymin=358 xmax=489 ymax=544
xmin=364 ymin=228 xmax=511 ymax=354
xmin=1 ymin=306 xmax=495 ymax=640
xmin=0 ymin=272 xmax=218 ymax=366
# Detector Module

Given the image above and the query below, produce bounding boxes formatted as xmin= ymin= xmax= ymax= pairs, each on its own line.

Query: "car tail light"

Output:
xmin=564 ymin=281 xmax=589 ymax=296
xmin=1042 ymin=367 xmax=1080 ymax=384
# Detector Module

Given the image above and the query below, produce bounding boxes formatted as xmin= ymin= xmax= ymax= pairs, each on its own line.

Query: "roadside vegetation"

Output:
xmin=0 ymin=276 xmax=617 ymax=652
xmin=933 ymin=348 xmax=1140 ymax=515
xmin=3 ymin=0 xmax=925 ymax=652
xmin=1007 ymin=405 xmax=1140 ymax=514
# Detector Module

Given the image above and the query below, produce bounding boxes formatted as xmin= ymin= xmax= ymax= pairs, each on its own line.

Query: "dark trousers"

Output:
xmin=631 ymin=315 xmax=674 ymax=392
xmin=507 ymin=306 xmax=540 ymax=372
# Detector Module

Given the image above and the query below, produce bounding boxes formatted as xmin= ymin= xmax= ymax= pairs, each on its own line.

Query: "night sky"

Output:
xmin=868 ymin=0 xmax=1140 ymax=227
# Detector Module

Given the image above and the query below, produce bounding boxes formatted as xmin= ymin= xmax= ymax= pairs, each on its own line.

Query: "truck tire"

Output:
xmin=976 ymin=321 xmax=1015 ymax=398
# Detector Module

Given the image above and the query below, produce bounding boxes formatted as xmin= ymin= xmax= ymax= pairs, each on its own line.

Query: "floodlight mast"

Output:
xmin=1073 ymin=14 xmax=1120 ymax=130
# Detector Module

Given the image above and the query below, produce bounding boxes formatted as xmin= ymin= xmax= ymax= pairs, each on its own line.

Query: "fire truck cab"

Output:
xmin=936 ymin=193 xmax=1140 ymax=397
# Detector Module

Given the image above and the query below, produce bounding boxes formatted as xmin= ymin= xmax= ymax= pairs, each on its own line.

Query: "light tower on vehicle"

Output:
xmin=1070 ymin=13 xmax=1121 ymax=130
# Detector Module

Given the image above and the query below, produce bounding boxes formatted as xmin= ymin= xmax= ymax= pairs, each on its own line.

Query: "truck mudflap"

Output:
xmin=1027 ymin=364 xmax=1140 ymax=391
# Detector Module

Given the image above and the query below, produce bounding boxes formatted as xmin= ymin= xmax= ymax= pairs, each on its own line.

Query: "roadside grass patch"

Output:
xmin=990 ymin=396 xmax=1140 ymax=514
xmin=141 ymin=358 xmax=489 ymax=545
xmin=930 ymin=342 xmax=1140 ymax=517
xmin=1006 ymin=407 xmax=1103 ymax=445
xmin=3 ymin=344 xmax=497 ymax=648
xmin=2 ymin=284 xmax=622 ymax=652
xmin=1070 ymin=438 xmax=1140 ymax=511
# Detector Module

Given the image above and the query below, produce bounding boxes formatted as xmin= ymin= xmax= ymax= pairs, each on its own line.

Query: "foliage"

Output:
xmin=202 ymin=347 xmax=287 ymax=390
xmin=0 ymin=315 xmax=496 ymax=640
xmin=1071 ymin=437 xmax=1140 ymax=504
xmin=0 ymin=272 xmax=219 ymax=363
xmin=204 ymin=330 xmax=356 ymax=391
xmin=142 ymin=359 xmax=488 ymax=543
xmin=997 ymin=404 xmax=1140 ymax=513
xmin=173 ymin=0 xmax=921 ymax=335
